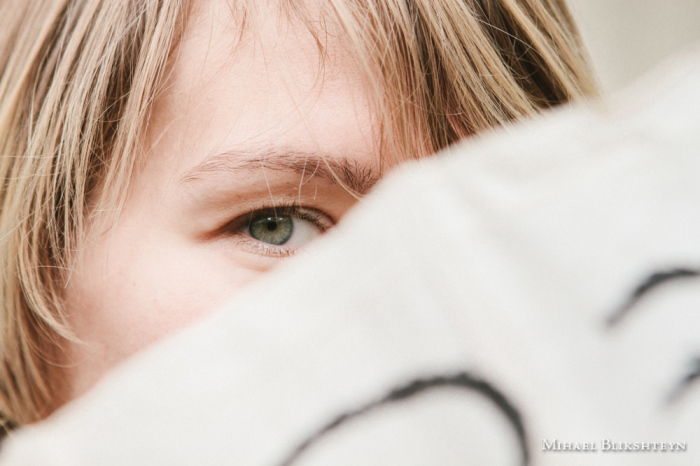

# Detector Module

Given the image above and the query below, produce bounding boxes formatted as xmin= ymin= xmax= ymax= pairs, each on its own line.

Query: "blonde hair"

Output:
xmin=0 ymin=0 xmax=596 ymax=426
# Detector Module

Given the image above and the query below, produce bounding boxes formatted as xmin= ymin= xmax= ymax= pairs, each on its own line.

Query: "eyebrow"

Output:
xmin=181 ymin=149 xmax=380 ymax=196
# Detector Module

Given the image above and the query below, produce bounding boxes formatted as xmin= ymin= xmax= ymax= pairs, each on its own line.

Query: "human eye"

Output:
xmin=226 ymin=204 xmax=333 ymax=258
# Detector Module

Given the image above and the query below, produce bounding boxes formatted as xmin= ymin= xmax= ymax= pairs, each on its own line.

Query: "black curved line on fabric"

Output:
xmin=667 ymin=357 xmax=700 ymax=404
xmin=277 ymin=372 xmax=529 ymax=466
xmin=607 ymin=267 xmax=700 ymax=327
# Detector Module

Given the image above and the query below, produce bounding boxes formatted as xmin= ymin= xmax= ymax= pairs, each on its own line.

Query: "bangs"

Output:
xmin=201 ymin=0 xmax=595 ymax=165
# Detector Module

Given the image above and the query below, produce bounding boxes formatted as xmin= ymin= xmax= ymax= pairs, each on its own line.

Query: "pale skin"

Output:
xmin=62 ymin=0 xmax=383 ymax=401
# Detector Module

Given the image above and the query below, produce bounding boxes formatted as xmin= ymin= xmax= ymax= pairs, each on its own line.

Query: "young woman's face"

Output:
xmin=63 ymin=0 xmax=381 ymax=399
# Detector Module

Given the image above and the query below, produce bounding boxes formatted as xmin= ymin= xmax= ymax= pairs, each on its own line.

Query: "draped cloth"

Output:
xmin=2 ymin=46 xmax=700 ymax=466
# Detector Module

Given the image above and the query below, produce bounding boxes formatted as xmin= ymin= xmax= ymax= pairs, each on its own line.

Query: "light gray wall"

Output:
xmin=567 ymin=0 xmax=700 ymax=92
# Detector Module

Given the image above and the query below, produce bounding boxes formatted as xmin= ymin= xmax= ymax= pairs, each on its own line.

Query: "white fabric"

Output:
xmin=2 ymin=47 xmax=700 ymax=465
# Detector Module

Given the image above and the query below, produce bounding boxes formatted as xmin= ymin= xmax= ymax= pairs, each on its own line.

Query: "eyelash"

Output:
xmin=225 ymin=203 xmax=332 ymax=258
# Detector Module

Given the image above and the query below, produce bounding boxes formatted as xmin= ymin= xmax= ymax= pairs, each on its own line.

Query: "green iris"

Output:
xmin=249 ymin=215 xmax=294 ymax=245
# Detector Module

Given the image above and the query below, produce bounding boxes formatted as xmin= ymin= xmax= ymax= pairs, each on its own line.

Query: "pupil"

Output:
xmin=248 ymin=215 xmax=294 ymax=246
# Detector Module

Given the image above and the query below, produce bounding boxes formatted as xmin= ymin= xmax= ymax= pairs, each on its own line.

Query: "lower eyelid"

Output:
xmin=232 ymin=235 xmax=300 ymax=258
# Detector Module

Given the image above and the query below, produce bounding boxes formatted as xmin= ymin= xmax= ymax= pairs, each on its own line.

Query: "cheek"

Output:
xmin=63 ymin=216 xmax=262 ymax=398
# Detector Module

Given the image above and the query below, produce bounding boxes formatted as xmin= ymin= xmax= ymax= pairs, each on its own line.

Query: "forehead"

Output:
xmin=144 ymin=0 xmax=378 ymax=175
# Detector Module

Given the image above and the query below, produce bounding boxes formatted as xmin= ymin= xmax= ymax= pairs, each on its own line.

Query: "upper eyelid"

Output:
xmin=179 ymin=178 xmax=358 ymax=236
xmin=232 ymin=204 xmax=334 ymax=231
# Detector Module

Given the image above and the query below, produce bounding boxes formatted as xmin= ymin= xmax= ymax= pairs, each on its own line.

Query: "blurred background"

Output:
xmin=567 ymin=0 xmax=700 ymax=93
